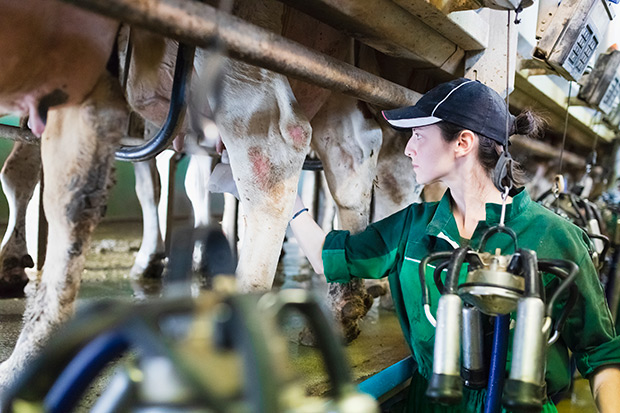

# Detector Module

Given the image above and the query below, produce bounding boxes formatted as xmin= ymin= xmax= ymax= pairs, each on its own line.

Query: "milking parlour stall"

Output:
xmin=1 ymin=0 xmax=620 ymax=412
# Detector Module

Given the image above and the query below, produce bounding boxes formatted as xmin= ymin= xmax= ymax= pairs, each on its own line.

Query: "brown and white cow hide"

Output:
xmin=0 ymin=0 xmax=127 ymax=388
xmin=133 ymin=1 xmax=423 ymax=341
xmin=0 ymin=0 xmax=421 ymax=388
xmin=203 ymin=0 xmax=383 ymax=341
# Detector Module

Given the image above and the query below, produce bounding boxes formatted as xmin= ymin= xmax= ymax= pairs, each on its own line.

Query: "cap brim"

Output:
xmin=382 ymin=106 xmax=442 ymax=131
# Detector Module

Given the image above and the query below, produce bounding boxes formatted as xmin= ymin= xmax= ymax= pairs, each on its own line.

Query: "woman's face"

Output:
xmin=404 ymin=124 xmax=456 ymax=185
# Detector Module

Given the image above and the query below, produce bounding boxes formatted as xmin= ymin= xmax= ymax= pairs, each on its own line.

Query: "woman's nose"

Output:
xmin=404 ymin=137 xmax=416 ymax=158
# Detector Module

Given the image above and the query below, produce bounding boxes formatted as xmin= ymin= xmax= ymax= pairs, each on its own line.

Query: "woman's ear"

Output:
xmin=454 ymin=130 xmax=476 ymax=157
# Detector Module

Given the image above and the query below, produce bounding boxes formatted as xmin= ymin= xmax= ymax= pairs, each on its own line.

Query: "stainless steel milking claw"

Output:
xmin=418 ymin=224 xmax=580 ymax=412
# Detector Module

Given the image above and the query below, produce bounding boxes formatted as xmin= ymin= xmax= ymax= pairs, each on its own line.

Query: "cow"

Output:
xmin=185 ymin=0 xmax=425 ymax=343
xmin=0 ymin=0 xmax=421 ymax=389
xmin=0 ymin=141 xmax=40 ymax=297
xmin=0 ymin=0 xmax=127 ymax=387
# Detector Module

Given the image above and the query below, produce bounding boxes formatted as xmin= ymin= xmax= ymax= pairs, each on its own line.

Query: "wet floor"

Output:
xmin=0 ymin=221 xmax=598 ymax=411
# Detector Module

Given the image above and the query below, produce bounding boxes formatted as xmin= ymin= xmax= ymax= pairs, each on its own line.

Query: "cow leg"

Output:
xmin=185 ymin=154 xmax=214 ymax=228
xmin=309 ymin=93 xmax=382 ymax=342
xmin=131 ymin=159 xmax=165 ymax=279
xmin=185 ymin=153 xmax=217 ymax=271
xmin=0 ymin=142 xmax=40 ymax=297
xmin=215 ymin=64 xmax=311 ymax=291
xmin=0 ymin=73 xmax=126 ymax=387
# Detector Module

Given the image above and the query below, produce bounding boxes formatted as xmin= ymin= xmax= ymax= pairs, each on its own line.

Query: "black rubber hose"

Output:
xmin=478 ymin=226 xmax=518 ymax=254
xmin=419 ymin=251 xmax=453 ymax=306
xmin=465 ymin=251 xmax=484 ymax=269
xmin=433 ymin=251 xmax=482 ymax=295
xmin=537 ymin=260 xmax=579 ymax=326
xmin=588 ymin=233 xmax=611 ymax=265
xmin=433 ymin=260 xmax=450 ymax=295
xmin=506 ymin=252 xmax=522 ymax=275
xmin=115 ymin=43 xmax=195 ymax=162
xmin=580 ymin=199 xmax=595 ymax=221
xmin=569 ymin=194 xmax=588 ymax=228
xmin=445 ymin=247 xmax=471 ymax=294
xmin=517 ymin=249 xmax=542 ymax=299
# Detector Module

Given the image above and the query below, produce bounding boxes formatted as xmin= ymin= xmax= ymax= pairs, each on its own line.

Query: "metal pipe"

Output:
xmin=511 ymin=135 xmax=586 ymax=167
xmin=61 ymin=0 xmax=422 ymax=109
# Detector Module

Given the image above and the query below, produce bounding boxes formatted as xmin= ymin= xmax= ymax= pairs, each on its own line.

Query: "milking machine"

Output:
xmin=1 ymin=226 xmax=378 ymax=413
xmin=419 ymin=216 xmax=579 ymax=412
xmin=537 ymin=176 xmax=611 ymax=271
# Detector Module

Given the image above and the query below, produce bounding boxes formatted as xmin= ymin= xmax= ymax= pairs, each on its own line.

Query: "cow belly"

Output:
xmin=0 ymin=0 xmax=118 ymax=135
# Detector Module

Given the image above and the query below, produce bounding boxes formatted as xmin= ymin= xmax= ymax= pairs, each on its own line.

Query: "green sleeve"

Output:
xmin=557 ymin=247 xmax=620 ymax=378
xmin=322 ymin=207 xmax=410 ymax=284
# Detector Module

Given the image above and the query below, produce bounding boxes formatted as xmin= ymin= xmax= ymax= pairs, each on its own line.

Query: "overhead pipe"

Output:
xmin=60 ymin=0 xmax=422 ymax=109
xmin=511 ymin=135 xmax=586 ymax=168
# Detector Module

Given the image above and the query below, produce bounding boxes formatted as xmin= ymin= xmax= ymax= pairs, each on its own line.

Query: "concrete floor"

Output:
xmin=0 ymin=221 xmax=598 ymax=411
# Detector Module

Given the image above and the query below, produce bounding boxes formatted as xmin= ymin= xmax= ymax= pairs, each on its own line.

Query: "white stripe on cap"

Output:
xmin=430 ymin=79 xmax=474 ymax=117
xmin=385 ymin=116 xmax=443 ymax=129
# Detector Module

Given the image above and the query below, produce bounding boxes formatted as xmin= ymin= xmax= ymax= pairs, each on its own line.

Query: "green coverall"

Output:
xmin=323 ymin=187 xmax=620 ymax=412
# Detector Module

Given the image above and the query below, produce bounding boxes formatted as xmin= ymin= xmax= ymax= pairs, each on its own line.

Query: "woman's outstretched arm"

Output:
xmin=288 ymin=196 xmax=326 ymax=276
xmin=590 ymin=365 xmax=620 ymax=412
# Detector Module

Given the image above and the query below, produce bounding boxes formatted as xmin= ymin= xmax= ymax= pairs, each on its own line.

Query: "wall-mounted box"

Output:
xmin=604 ymin=102 xmax=620 ymax=129
xmin=578 ymin=49 xmax=620 ymax=114
xmin=534 ymin=0 xmax=615 ymax=81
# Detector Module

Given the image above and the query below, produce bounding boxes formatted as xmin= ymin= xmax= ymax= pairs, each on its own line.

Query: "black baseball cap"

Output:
xmin=382 ymin=78 xmax=515 ymax=145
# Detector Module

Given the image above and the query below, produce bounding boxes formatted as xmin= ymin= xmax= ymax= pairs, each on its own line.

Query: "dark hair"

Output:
xmin=435 ymin=110 xmax=546 ymax=188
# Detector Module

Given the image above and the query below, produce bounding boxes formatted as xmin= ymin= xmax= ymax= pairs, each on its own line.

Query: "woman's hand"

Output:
xmin=208 ymin=151 xmax=239 ymax=200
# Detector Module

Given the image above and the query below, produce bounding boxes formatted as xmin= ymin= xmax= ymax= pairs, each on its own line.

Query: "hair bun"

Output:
xmin=513 ymin=110 xmax=546 ymax=138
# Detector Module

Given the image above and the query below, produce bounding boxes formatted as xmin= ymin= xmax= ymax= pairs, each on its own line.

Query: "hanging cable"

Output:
xmin=504 ymin=9 xmax=511 ymax=156
xmin=496 ymin=10 xmax=514 ymax=227
xmin=558 ymin=81 xmax=573 ymax=177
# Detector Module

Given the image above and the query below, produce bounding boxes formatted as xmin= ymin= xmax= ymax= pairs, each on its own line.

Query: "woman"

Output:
xmin=289 ymin=78 xmax=620 ymax=412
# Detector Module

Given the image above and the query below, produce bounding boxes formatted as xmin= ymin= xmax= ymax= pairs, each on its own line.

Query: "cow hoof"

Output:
xmin=340 ymin=320 xmax=362 ymax=343
xmin=366 ymin=284 xmax=386 ymax=298
xmin=0 ymin=255 xmax=33 ymax=298
xmin=131 ymin=253 xmax=166 ymax=280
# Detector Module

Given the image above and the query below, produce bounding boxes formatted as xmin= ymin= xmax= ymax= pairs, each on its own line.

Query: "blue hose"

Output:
xmin=485 ymin=314 xmax=510 ymax=413
xmin=44 ymin=330 xmax=130 ymax=413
